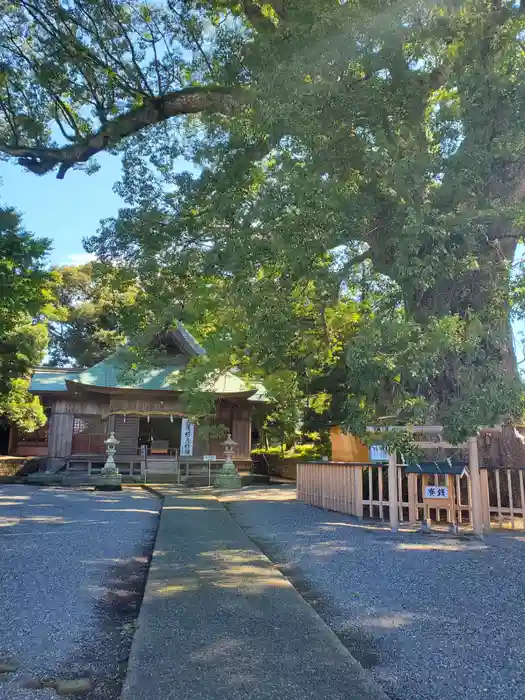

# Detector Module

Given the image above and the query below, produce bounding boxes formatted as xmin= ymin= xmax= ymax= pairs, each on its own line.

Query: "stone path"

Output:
xmin=121 ymin=487 xmax=388 ymax=700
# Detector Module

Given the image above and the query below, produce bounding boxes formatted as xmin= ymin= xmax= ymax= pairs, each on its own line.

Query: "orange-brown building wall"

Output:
xmin=330 ymin=426 xmax=369 ymax=462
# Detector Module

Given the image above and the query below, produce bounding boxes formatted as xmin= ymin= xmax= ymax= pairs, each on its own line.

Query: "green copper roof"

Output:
xmin=29 ymin=323 xmax=268 ymax=399
xmin=30 ymin=361 xmax=262 ymax=396
xmin=74 ymin=351 xmax=186 ymax=390
xmin=63 ymin=350 xmax=257 ymax=395
xmin=30 ymin=368 xmax=82 ymax=392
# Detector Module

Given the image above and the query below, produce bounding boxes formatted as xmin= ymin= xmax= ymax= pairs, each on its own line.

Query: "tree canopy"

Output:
xmin=3 ymin=0 xmax=525 ymax=440
xmin=0 ymin=207 xmax=52 ymax=431
xmin=48 ymin=262 xmax=139 ymax=366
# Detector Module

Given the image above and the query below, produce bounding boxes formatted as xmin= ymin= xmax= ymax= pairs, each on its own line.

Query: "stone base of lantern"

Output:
xmin=94 ymin=466 xmax=123 ymax=491
xmin=215 ymin=462 xmax=242 ymax=490
xmin=94 ymin=475 xmax=122 ymax=491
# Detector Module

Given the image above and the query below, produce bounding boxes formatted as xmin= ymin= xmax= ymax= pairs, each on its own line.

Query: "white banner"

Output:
xmin=180 ymin=418 xmax=195 ymax=456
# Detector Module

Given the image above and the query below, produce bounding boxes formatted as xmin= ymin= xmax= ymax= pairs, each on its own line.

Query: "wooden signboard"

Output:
xmin=424 ymin=485 xmax=449 ymax=499
xmin=423 ymin=479 xmax=455 ymax=510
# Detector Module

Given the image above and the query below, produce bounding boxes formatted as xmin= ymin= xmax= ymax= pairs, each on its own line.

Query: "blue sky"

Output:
xmin=0 ymin=154 xmax=124 ymax=265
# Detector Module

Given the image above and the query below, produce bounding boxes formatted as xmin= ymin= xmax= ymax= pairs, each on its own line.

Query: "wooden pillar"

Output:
xmin=8 ymin=425 xmax=17 ymax=456
xmin=354 ymin=466 xmax=363 ymax=519
xmin=479 ymin=466 xmax=491 ymax=531
xmin=107 ymin=414 xmax=116 ymax=436
xmin=47 ymin=411 xmax=74 ymax=459
xmin=468 ymin=436 xmax=484 ymax=537
xmin=408 ymin=473 xmax=418 ymax=523
xmin=388 ymin=453 xmax=398 ymax=532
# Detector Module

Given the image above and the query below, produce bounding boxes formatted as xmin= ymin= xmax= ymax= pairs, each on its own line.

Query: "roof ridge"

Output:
xmin=34 ymin=366 xmax=83 ymax=373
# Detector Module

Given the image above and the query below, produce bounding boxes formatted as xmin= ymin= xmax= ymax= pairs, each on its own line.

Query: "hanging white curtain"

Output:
xmin=180 ymin=418 xmax=195 ymax=456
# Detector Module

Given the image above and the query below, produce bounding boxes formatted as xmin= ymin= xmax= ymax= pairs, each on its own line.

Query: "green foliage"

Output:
xmin=0 ymin=208 xmax=51 ymax=430
xmin=252 ymin=441 xmax=329 ymax=462
xmin=3 ymin=1 xmax=525 ymax=439
xmin=0 ymin=378 xmax=46 ymax=434
xmin=329 ymin=311 xmax=524 ymax=443
xmin=48 ymin=263 xmax=139 ymax=367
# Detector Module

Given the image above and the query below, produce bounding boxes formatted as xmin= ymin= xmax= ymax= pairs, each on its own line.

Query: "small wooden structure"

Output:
xmin=404 ymin=461 xmax=468 ymax=532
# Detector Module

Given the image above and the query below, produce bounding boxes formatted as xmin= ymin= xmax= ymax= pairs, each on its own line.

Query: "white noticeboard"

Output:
xmin=203 ymin=455 xmax=217 ymax=461
xmin=369 ymin=444 xmax=389 ymax=462
xmin=180 ymin=418 xmax=195 ymax=456
xmin=424 ymin=486 xmax=449 ymax=499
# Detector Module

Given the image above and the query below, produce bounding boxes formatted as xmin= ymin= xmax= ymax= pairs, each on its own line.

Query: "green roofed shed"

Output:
xmin=403 ymin=461 xmax=468 ymax=476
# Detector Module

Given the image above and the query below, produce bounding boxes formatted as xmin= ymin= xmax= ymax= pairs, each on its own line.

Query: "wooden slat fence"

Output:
xmin=482 ymin=467 xmax=525 ymax=529
xmin=297 ymin=462 xmax=525 ymax=531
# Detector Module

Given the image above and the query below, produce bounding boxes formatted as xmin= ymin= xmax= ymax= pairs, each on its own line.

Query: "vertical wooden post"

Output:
xmin=468 ymin=436 xmax=483 ymax=537
xmin=408 ymin=473 xmax=418 ymax=523
xmin=107 ymin=413 xmax=116 ymax=436
xmin=368 ymin=467 xmax=373 ymax=518
xmin=455 ymin=474 xmax=463 ymax=524
xmin=507 ymin=469 xmax=515 ymax=529
xmin=519 ymin=471 xmax=525 ymax=530
xmin=8 ymin=425 xmax=17 ymax=456
xmin=397 ymin=467 xmax=404 ymax=522
xmin=422 ymin=475 xmax=430 ymax=527
xmin=447 ymin=474 xmax=454 ymax=526
xmin=495 ymin=469 xmax=503 ymax=527
xmin=388 ymin=453 xmax=398 ymax=532
xmin=378 ymin=466 xmax=384 ymax=521
xmin=347 ymin=466 xmax=353 ymax=515
xmin=354 ymin=466 xmax=363 ymax=520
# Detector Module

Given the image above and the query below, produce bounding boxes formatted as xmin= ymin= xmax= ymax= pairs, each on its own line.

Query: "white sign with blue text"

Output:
xmin=424 ymin=486 xmax=449 ymax=499
xmin=369 ymin=444 xmax=388 ymax=462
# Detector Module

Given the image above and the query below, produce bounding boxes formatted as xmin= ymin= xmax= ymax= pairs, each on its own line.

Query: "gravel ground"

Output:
xmin=223 ymin=485 xmax=525 ymax=700
xmin=0 ymin=485 xmax=160 ymax=699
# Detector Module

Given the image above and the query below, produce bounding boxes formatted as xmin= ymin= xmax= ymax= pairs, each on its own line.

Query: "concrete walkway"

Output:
xmin=121 ymin=488 xmax=388 ymax=700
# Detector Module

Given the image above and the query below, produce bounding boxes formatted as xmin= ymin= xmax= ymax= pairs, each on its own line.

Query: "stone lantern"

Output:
xmin=95 ymin=432 xmax=122 ymax=491
xmin=215 ymin=433 xmax=242 ymax=489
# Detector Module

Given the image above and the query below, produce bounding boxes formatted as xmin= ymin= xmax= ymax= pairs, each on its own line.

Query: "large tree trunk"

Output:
xmin=393 ymin=235 xmax=521 ymax=424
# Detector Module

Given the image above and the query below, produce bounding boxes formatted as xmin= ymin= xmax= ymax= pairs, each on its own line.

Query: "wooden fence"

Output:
xmin=297 ymin=461 xmax=525 ymax=532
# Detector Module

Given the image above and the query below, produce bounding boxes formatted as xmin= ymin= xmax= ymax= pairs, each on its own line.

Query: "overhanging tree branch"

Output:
xmin=0 ymin=86 xmax=237 ymax=178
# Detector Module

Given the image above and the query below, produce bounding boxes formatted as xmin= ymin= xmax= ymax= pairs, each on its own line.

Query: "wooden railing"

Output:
xmin=482 ymin=467 xmax=525 ymax=528
xmin=66 ymin=455 xmax=143 ymax=477
xmin=297 ymin=461 xmax=525 ymax=532
xmin=296 ymin=462 xmax=365 ymax=517
xmin=66 ymin=454 xmax=227 ymax=485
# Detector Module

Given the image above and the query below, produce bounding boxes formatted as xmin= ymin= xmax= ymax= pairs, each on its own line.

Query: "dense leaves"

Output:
xmin=0 ymin=208 xmax=52 ymax=431
xmin=49 ymin=263 xmax=139 ymax=366
xmin=3 ymin=1 xmax=525 ymax=439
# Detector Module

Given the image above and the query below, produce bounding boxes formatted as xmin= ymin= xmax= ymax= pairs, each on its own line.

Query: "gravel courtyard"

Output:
xmin=223 ymin=485 xmax=525 ymax=700
xmin=0 ymin=485 xmax=160 ymax=700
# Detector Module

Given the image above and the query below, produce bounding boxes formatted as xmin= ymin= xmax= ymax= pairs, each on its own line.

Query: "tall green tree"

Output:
xmin=3 ymin=0 xmax=525 ymax=439
xmin=49 ymin=263 xmax=139 ymax=366
xmin=0 ymin=208 xmax=52 ymax=431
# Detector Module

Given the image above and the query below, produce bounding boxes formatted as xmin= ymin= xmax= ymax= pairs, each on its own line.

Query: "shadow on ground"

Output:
xmin=121 ymin=489 xmax=388 ymax=700
xmin=221 ymin=485 xmax=525 ymax=700
xmin=0 ymin=485 xmax=160 ymax=700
